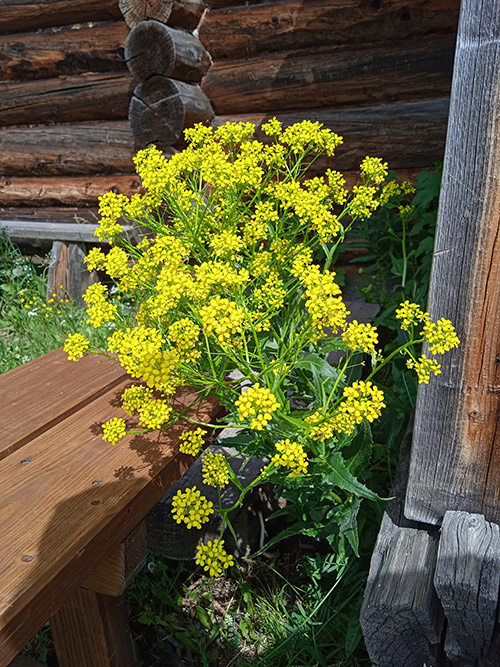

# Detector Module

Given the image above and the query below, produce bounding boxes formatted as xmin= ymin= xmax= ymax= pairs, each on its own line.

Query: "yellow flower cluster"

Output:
xmin=280 ymin=120 xmax=343 ymax=157
xmin=83 ymin=283 xmax=117 ymax=328
xmin=168 ymin=318 xmax=201 ymax=363
xmin=301 ymin=266 xmax=348 ymax=337
xmin=235 ymin=383 xmax=281 ymax=430
xmin=179 ymin=427 xmax=207 ymax=456
xmin=136 ymin=349 xmax=180 ymax=394
xmin=202 ymin=452 xmax=230 ymax=488
xmin=121 ymin=384 xmax=153 ymax=415
xmin=342 ymin=321 xmax=379 ymax=353
xmin=407 ymin=354 xmax=442 ymax=384
xmin=395 ymin=301 xmax=428 ymax=331
xmin=378 ymin=180 xmax=416 ymax=207
xmin=200 ymin=296 xmax=245 ymax=346
xmin=360 ymin=156 xmax=388 ymax=184
xmin=196 ymin=538 xmax=235 ymax=577
xmin=422 ymin=318 xmax=460 ymax=355
xmin=271 ymin=439 xmax=309 ymax=477
xmin=107 ymin=325 xmax=165 ymax=378
xmin=95 ymin=191 xmax=127 ymax=242
xmin=104 ymin=247 xmax=129 ymax=279
xmin=171 ymin=486 xmax=214 ymax=529
xmin=64 ymin=333 xmax=90 ymax=361
xmin=102 ymin=417 xmax=127 ymax=446
xmin=349 ymin=185 xmax=379 ymax=219
xmin=137 ymin=399 xmax=172 ymax=429
xmin=337 ymin=381 xmax=386 ymax=434
xmin=210 ymin=230 xmax=244 ymax=261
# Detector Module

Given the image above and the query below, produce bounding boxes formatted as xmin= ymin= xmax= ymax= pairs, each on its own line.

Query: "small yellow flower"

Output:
xmin=196 ymin=538 xmax=234 ymax=576
xmin=179 ymin=428 xmax=207 ymax=456
xmin=271 ymin=439 xmax=309 ymax=477
xmin=171 ymin=486 xmax=214 ymax=530
xmin=235 ymin=383 xmax=281 ymax=430
xmin=64 ymin=333 xmax=90 ymax=361
xmin=202 ymin=452 xmax=230 ymax=488
xmin=342 ymin=320 xmax=378 ymax=353
xmin=407 ymin=354 xmax=441 ymax=384
xmin=102 ymin=417 xmax=127 ymax=446
xmin=121 ymin=385 xmax=154 ymax=416
xmin=422 ymin=318 xmax=460 ymax=355
xmin=395 ymin=301 xmax=427 ymax=331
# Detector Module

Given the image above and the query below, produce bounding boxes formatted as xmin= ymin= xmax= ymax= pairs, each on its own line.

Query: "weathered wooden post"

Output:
xmin=361 ymin=1 xmax=500 ymax=665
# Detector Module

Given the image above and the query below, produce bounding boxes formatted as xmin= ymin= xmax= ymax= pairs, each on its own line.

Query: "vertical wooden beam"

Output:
xmin=405 ymin=0 xmax=500 ymax=525
xmin=50 ymin=588 xmax=136 ymax=667
xmin=46 ymin=241 xmax=98 ymax=307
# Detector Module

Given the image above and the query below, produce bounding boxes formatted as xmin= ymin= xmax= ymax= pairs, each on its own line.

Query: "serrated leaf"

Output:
xmin=322 ymin=453 xmax=381 ymax=501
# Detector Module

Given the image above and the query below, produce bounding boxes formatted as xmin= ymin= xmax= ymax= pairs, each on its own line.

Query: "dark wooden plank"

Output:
xmin=212 ymin=98 xmax=449 ymax=171
xmin=199 ymin=0 xmax=460 ymax=60
xmin=50 ymin=588 xmax=136 ymax=667
xmin=201 ymin=35 xmax=456 ymax=114
xmin=0 ymin=207 xmax=99 ymax=223
xmin=0 ymin=0 xmax=122 ymax=35
xmin=405 ymin=0 xmax=500 ymax=525
xmin=125 ymin=20 xmax=210 ymax=83
xmin=0 ymin=174 xmax=141 ymax=207
xmin=0 ymin=122 xmax=135 ymax=177
xmin=119 ymin=0 xmax=205 ymax=30
xmin=0 ymin=374 xmax=220 ymax=664
xmin=434 ymin=511 xmax=500 ymax=664
xmin=0 ymin=22 xmax=128 ymax=82
xmin=0 ymin=73 xmax=133 ymax=127
xmin=0 ymin=349 xmax=127 ymax=461
xmin=8 ymin=656 xmax=44 ymax=667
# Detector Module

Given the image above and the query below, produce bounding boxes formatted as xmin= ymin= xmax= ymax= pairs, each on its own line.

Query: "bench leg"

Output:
xmin=50 ymin=587 xmax=136 ymax=667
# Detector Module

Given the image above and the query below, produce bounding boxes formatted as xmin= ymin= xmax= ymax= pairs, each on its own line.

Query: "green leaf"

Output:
xmin=344 ymin=421 xmax=373 ymax=476
xmin=345 ymin=612 xmax=363 ymax=656
xmin=196 ymin=606 xmax=211 ymax=630
xmin=339 ymin=498 xmax=361 ymax=556
xmin=322 ymin=453 xmax=382 ymax=501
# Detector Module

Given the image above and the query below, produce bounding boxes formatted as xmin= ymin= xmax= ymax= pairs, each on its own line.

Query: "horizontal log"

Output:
xmin=0 ymin=221 xmax=110 ymax=244
xmin=199 ymin=0 xmax=460 ymax=60
xmin=201 ymin=35 xmax=456 ymax=114
xmin=0 ymin=22 xmax=128 ymax=82
xmin=212 ymin=99 xmax=449 ymax=171
xmin=0 ymin=73 xmax=133 ymax=127
xmin=0 ymin=122 xmax=135 ymax=176
xmin=120 ymin=0 xmax=205 ymax=31
xmin=0 ymin=207 xmax=99 ymax=224
xmin=130 ymin=75 xmax=214 ymax=149
xmin=125 ymin=21 xmax=210 ymax=84
xmin=0 ymin=175 xmax=142 ymax=207
xmin=0 ymin=0 xmax=122 ymax=35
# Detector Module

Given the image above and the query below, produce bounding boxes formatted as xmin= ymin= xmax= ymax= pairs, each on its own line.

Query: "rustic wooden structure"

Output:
xmin=360 ymin=1 xmax=500 ymax=664
xmin=0 ymin=348 xmax=220 ymax=666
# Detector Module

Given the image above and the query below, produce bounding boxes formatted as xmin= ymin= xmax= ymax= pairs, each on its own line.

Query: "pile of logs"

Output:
xmin=0 ymin=0 xmax=213 ymax=217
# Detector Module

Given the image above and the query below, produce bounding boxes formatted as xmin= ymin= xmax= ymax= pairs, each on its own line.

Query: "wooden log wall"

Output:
xmin=198 ymin=0 xmax=461 ymax=174
xmin=0 ymin=0 xmax=213 ymax=234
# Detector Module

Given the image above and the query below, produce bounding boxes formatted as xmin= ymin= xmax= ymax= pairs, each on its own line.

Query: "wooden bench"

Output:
xmin=0 ymin=348 xmax=220 ymax=666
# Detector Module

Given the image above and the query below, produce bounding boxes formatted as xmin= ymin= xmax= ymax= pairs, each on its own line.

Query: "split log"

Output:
xmin=125 ymin=21 xmax=210 ymax=84
xmin=119 ymin=0 xmax=205 ymax=31
xmin=434 ymin=511 xmax=500 ymax=664
xmin=0 ymin=0 xmax=122 ymax=35
xmin=0 ymin=221 xmax=136 ymax=246
xmin=0 ymin=22 xmax=128 ymax=82
xmin=404 ymin=0 xmax=500 ymax=526
xmin=213 ymin=98 xmax=449 ymax=172
xmin=0 ymin=175 xmax=142 ymax=207
xmin=199 ymin=0 xmax=460 ymax=60
xmin=0 ymin=73 xmax=133 ymax=127
xmin=201 ymin=35 xmax=456 ymax=114
xmin=129 ymin=75 xmax=214 ymax=149
xmin=0 ymin=122 xmax=135 ymax=176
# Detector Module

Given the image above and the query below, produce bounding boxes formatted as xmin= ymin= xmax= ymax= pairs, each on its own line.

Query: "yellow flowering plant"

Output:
xmin=64 ymin=120 xmax=459 ymax=571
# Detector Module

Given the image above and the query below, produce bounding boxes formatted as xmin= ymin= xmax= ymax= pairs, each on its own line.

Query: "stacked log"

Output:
xmin=124 ymin=15 xmax=214 ymax=151
xmin=198 ymin=0 xmax=461 ymax=173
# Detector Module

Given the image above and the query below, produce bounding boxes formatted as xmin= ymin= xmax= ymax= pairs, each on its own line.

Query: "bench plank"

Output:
xmin=0 ymin=365 xmax=220 ymax=663
xmin=0 ymin=349 xmax=127 ymax=461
